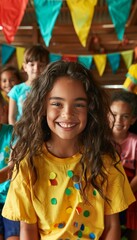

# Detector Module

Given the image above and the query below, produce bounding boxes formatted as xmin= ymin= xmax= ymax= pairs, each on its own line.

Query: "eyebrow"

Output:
xmin=49 ymin=97 xmax=87 ymax=102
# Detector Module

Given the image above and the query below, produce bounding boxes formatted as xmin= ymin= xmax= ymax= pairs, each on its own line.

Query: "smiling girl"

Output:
xmin=2 ymin=61 xmax=135 ymax=240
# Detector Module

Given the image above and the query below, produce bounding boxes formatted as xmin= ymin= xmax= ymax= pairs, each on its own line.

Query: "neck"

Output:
xmin=113 ymin=132 xmax=128 ymax=144
xmin=46 ymin=138 xmax=80 ymax=158
xmin=25 ymin=79 xmax=33 ymax=86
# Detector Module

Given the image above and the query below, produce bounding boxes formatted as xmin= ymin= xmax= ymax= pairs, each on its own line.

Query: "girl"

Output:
xmin=2 ymin=61 xmax=135 ymax=240
xmin=0 ymin=65 xmax=22 ymax=124
xmin=8 ymin=45 xmax=49 ymax=125
xmin=110 ymin=90 xmax=137 ymax=240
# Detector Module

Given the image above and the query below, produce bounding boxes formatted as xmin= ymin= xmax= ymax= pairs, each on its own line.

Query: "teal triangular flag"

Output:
xmin=49 ymin=53 xmax=62 ymax=62
xmin=34 ymin=0 xmax=63 ymax=47
xmin=78 ymin=56 xmax=93 ymax=69
xmin=106 ymin=0 xmax=133 ymax=40
xmin=107 ymin=53 xmax=120 ymax=73
xmin=2 ymin=44 xmax=16 ymax=65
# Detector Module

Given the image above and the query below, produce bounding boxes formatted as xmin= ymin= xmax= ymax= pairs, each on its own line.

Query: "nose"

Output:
xmin=61 ymin=105 xmax=74 ymax=118
xmin=6 ymin=80 xmax=12 ymax=87
xmin=33 ymin=63 xmax=40 ymax=72
xmin=115 ymin=115 xmax=122 ymax=123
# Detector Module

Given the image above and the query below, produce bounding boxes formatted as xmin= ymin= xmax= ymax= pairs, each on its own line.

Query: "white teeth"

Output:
xmin=59 ymin=123 xmax=76 ymax=128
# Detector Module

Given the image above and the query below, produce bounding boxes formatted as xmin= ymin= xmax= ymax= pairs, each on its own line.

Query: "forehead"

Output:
xmin=1 ymin=71 xmax=15 ymax=79
xmin=48 ymin=76 xmax=87 ymax=98
xmin=111 ymin=100 xmax=132 ymax=113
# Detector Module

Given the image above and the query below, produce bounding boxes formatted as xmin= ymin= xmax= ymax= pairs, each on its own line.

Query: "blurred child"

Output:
xmin=0 ymin=65 xmax=22 ymax=124
xmin=0 ymin=123 xmax=20 ymax=240
xmin=8 ymin=45 xmax=49 ymax=125
xmin=110 ymin=90 xmax=137 ymax=240
xmin=2 ymin=61 xmax=135 ymax=240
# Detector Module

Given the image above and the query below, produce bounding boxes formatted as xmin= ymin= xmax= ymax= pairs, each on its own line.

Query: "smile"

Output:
xmin=57 ymin=123 xmax=77 ymax=128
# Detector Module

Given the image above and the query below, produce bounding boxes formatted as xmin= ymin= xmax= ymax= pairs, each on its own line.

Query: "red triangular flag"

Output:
xmin=0 ymin=0 xmax=28 ymax=43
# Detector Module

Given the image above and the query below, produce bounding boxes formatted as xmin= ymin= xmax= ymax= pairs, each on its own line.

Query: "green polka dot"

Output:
xmin=78 ymin=230 xmax=82 ymax=238
xmin=93 ymin=189 xmax=97 ymax=196
xmin=51 ymin=198 xmax=57 ymax=205
xmin=83 ymin=210 xmax=90 ymax=217
xmin=67 ymin=170 xmax=74 ymax=178
xmin=65 ymin=188 xmax=72 ymax=196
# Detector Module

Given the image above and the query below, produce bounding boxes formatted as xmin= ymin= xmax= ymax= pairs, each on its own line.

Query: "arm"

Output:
xmin=100 ymin=213 xmax=120 ymax=240
xmin=130 ymin=175 xmax=137 ymax=193
xmin=8 ymin=98 xmax=17 ymax=125
xmin=0 ymin=165 xmax=11 ymax=183
xmin=20 ymin=222 xmax=39 ymax=240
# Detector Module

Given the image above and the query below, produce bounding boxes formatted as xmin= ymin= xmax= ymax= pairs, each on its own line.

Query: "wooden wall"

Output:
xmin=0 ymin=0 xmax=137 ymax=89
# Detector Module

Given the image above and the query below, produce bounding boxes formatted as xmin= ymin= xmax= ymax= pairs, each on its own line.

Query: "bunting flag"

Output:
xmin=78 ymin=55 xmax=93 ymax=69
xmin=123 ymin=63 xmax=137 ymax=94
xmin=66 ymin=0 xmax=97 ymax=47
xmin=49 ymin=53 xmax=62 ymax=62
xmin=34 ymin=0 xmax=63 ymax=47
xmin=107 ymin=53 xmax=120 ymax=73
xmin=121 ymin=50 xmax=133 ymax=69
xmin=62 ymin=55 xmax=77 ymax=62
xmin=1 ymin=44 xmax=16 ymax=65
xmin=93 ymin=54 xmax=107 ymax=76
xmin=16 ymin=47 xmax=25 ymax=69
xmin=106 ymin=0 xmax=132 ymax=40
xmin=0 ymin=0 xmax=28 ymax=43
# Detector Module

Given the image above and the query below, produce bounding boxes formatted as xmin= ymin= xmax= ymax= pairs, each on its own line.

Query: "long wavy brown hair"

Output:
xmin=11 ymin=61 xmax=117 ymax=200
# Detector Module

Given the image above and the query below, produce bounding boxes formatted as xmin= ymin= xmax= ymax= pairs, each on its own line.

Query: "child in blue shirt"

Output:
xmin=0 ymin=123 xmax=20 ymax=240
xmin=8 ymin=45 xmax=49 ymax=125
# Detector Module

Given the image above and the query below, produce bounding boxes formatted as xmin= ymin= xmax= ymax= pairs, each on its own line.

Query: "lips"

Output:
xmin=114 ymin=125 xmax=123 ymax=130
xmin=58 ymin=122 xmax=77 ymax=128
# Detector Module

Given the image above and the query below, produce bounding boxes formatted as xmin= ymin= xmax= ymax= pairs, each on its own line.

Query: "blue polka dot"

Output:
xmin=89 ymin=232 xmax=95 ymax=239
xmin=80 ymin=224 xmax=84 ymax=231
xmin=74 ymin=183 xmax=80 ymax=190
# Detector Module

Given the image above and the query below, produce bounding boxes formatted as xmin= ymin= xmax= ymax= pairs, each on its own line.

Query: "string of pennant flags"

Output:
xmin=1 ymin=44 xmax=135 ymax=76
xmin=0 ymin=0 xmax=133 ymax=48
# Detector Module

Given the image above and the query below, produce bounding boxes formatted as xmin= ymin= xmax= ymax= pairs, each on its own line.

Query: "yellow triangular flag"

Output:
xmin=93 ymin=54 xmax=107 ymax=76
xmin=16 ymin=47 xmax=25 ymax=69
xmin=66 ymin=0 xmax=97 ymax=47
xmin=121 ymin=50 xmax=133 ymax=69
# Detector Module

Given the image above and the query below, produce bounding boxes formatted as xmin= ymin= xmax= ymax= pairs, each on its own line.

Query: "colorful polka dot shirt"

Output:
xmin=2 ymin=145 xmax=135 ymax=239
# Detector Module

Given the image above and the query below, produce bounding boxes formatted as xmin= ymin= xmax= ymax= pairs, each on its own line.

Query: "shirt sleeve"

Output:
xmin=2 ymin=159 xmax=37 ymax=223
xmin=104 ymin=160 xmax=135 ymax=215
xmin=8 ymin=85 xmax=18 ymax=103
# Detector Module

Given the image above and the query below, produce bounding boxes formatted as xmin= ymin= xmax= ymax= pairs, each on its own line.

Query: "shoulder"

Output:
xmin=0 ymin=124 xmax=13 ymax=145
xmin=126 ymin=133 xmax=137 ymax=145
xmin=102 ymin=153 xmax=119 ymax=170
xmin=0 ymin=124 xmax=13 ymax=134
xmin=8 ymin=83 xmax=29 ymax=99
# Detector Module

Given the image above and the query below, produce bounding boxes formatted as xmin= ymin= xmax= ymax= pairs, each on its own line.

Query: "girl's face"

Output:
xmin=46 ymin=77 xmax=88 ymax=143
xmin=0 ymin=70 xmax=19 ymax=93
xmin=23 ymin=61 xmax=46 ymax=82
xmin=110 ymin=100 xmax=136 ymax=138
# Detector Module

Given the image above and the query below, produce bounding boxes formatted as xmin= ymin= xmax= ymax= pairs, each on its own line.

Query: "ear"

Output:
xmin=131 ymin=117 xmax=137 ymax=125
xmin=22 ymin=63 xmax=27 ymax=72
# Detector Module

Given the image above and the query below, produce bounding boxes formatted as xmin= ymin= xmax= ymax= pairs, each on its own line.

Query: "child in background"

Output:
xmin=110 ymin=90 xmax=137 ymax=240
xmin=0 ymin=123 xmax=20 ymax=240
xmin=8 ymin=45 xmax=49 ymax=125
xmin=0 ymin=65 xmax=22 ymax=124
xmin=2 ymin=61 xmax=135 ymax=240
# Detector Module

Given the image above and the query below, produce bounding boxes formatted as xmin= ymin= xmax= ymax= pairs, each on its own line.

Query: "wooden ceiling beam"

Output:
xmin=127 ymin=2 xmax=137 ymax=26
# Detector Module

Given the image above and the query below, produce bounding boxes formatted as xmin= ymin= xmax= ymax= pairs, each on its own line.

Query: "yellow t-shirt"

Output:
xmin=2 ymin=145 xmax=135 ymax=240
